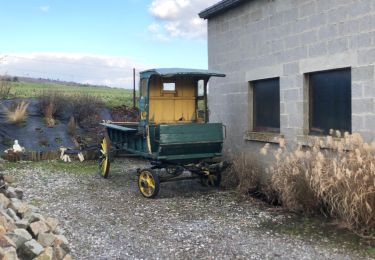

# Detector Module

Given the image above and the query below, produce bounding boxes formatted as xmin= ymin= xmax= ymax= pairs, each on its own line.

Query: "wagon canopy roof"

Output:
xmin=140 ymin=68 xmax=226 ymax=79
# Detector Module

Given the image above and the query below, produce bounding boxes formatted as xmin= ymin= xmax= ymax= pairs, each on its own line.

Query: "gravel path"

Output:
xmin=4 ymin=159 xmax=371 ymax=260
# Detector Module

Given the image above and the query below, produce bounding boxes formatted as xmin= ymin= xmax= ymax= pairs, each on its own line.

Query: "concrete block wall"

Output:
xmin=207 ymin=0 xmax=375 ymax=153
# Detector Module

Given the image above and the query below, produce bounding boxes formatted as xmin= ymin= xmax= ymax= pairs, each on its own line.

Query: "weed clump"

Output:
xmin=71 ymin=94 xmax=104 ymax=129
xmin=38 ymin=91 xmax=67 ymax=121
xmin=38 ymin=91 xmax=104 ymax=129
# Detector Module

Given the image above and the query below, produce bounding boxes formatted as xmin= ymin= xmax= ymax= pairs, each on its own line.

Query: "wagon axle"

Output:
xmin=134 ymin=161 xmax=229 ymax=198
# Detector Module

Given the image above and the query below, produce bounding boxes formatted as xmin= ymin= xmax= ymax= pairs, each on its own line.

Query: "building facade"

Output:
xmin=200 ymin=0 xmax=375 ymax=154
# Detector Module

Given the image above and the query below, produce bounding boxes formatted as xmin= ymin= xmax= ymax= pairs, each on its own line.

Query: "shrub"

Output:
xmin=262 ymin=132 xmax=375 ymax=234
xmin=71 ymin=94 xmax=104 ymax=128
xmin=38 ymin=91 xmax=67 ymax=119
xmin=4 ymin=101 xmax=29 ymax=124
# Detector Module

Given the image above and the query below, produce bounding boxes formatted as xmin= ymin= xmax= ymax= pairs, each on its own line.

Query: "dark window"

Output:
xmin=309 ymin=68 xmax=351 ymax=135
xmin=253 ymin=78 xmax=280 ymax=132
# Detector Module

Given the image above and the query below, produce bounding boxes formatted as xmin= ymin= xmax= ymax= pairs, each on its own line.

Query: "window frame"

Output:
xmin=307 ymin=68 xmax=352 ymax=136
xmin=251 ymin=77 xmax=280 ymax=133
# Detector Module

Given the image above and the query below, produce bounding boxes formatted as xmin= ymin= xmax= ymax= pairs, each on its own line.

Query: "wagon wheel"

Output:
xmin=138 ymin=169 xmax=160 ymax=198
xmin=98 ymin=133 xmax=111 ymax=178
xmin=200 ymin=172 xmax=221 ymax=187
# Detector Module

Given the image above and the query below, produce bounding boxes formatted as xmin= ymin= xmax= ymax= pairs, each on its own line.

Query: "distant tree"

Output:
xmin=12 ymin=76 xmax=18 ymax=82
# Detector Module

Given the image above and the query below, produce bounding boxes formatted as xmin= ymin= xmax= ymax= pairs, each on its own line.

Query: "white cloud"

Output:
xmin=39 ymin=5 xmax=50 ymax=12
xmin=147 ymin=23 xmax=172 ymax=41
xmin=148 ymin=0 xmax=217 ymax=40
xmin=148 ymin=23 xmax=161 ymax=33
xmin=0 ymin=52 xmax=150 ymax=88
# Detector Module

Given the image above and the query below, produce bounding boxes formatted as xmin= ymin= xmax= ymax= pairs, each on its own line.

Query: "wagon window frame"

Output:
xmin=140 ymin=78 xmax=147 ymax=97
xmin=162 ymin=82 xmax=176 ymax=92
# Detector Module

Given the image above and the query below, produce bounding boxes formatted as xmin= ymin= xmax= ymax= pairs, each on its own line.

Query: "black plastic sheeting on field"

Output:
xmin=0 ymin=98 xmax=112 ymax=154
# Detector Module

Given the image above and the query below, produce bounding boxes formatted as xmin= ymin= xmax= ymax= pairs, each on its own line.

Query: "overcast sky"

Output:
xmin=0 ymin=0 xmax=217 ymax=88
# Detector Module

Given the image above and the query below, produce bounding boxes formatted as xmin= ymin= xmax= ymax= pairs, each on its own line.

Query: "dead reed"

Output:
xmin=229 ymin=152 xmax=261 ymax=194
xmin=43 ymin=102 xmax=55 ymax=127
xmin=67 ymin=116 xmax=76 ymax=136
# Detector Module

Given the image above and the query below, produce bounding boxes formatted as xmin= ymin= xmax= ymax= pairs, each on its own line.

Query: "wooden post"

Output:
xmin=133 ymin=68 xmax=136 ymax=108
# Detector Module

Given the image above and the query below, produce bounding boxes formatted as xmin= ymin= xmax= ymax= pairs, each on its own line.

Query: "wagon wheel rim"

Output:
xmin=138 ymin=171 xmax=156 ymax=197
xmin=99 ymin=134 xmax=110 ymax=178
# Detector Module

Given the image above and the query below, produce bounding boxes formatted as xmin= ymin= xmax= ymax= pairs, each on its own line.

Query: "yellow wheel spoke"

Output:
xmin=138 ymin=170 xmax=159 ymax=198
xmin=146 ymin=178 xmax=155 ymax=189
xmin=98 ymin=136 xmax=110 ymax=178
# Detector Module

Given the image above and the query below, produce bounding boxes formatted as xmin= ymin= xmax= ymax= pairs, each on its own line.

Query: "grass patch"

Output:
xmin=0 ymin=79 xmax=11 ymax=99
xmin=5 ymin=159 xmax=123 ymax=175
xmin=8 ymin=81 xmax=135 ymax=108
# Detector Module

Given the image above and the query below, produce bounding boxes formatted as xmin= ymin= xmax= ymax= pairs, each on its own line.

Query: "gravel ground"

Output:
xmin=4 ymin=158 xmax=372 ymax=260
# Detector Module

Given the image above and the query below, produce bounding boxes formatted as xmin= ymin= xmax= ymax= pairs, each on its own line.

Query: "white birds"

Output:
xmin=60 ymin=147 xmax=71 ymax=162
xmin=12 ymin=140 xmax=25 ymax=153
xmin=59 ymin=147 xmax=85 ymax=162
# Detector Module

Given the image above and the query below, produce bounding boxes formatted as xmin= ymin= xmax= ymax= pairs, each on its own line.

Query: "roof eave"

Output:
xmin=199 ymin=0 xmax=245 ymax=20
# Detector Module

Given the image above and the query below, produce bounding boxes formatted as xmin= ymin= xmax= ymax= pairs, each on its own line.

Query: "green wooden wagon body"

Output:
xmin=102 ymin=122 xmax=224 ymax=162
xmin=99 ymin=68 xmax=227 ymax=198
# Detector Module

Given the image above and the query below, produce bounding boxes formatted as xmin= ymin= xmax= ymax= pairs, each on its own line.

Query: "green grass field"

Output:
xmin=7 ymin=81 xmax=135 ymax=108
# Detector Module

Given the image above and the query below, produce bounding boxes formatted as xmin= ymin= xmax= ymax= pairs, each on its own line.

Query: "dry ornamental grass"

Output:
xmin=4 ymin=101 xmax=29 ymax=124
xmin=228 ymin=152 xmax=261 ymax=193
xmin=261 ymin=131 xmax=375 ymax=235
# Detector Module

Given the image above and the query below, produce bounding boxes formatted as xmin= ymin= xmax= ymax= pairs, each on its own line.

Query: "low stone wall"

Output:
xmin=0 ymin=169 xmax=71 ymax=259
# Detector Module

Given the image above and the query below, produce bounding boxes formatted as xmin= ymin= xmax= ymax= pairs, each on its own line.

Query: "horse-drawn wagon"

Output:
xmin=99 ymin=68 xmax=228 ymax=198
